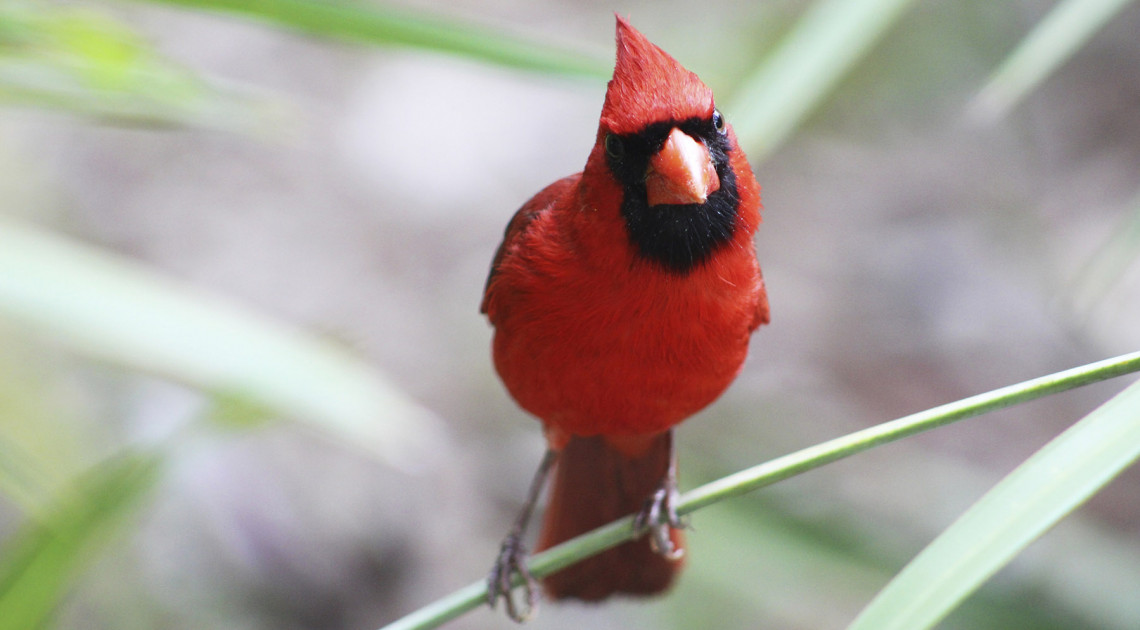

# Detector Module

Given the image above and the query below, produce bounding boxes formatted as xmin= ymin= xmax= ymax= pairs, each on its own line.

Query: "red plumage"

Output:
xmin=484 ymin=16 xmax=767 ymax=607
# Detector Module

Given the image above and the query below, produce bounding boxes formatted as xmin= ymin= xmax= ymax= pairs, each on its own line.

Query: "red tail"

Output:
xmin=536 ymin=432 xmax=684 ymax=601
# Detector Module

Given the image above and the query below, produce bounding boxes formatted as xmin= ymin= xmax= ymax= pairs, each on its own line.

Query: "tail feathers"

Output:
xmin=536 ymin=432 xmax=683 ymax=601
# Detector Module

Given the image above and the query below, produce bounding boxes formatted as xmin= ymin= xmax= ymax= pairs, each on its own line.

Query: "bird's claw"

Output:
xmin=486 ymin=532 xmax=540 ymax=623
xmin=634 ymin=479 xmax=688 ymax=560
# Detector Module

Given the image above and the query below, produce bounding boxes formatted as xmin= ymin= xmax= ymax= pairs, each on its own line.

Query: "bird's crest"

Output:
xmin=599 ymin=16 xmax=714 ymax=135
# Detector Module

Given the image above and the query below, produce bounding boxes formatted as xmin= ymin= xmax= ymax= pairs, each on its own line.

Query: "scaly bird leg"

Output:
xmin=633 ymin=433 xmax=687 ymax=559
xmin=487 ymin=448 xmax=557 ymax=623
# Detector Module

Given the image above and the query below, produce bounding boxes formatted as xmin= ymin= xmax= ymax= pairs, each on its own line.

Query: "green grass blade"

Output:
xmin=0 ymin=451 xmax=163 ymax=630
xmin=726 ymin=0 xmax=920 ymax=160
xmin=968 ymin=0 xmax=1136 ymax=121
xmin=848 ymin=377 xmax=1140 ymax=630
xmin=0 ymin=220 xmax=444 ymax=469
xmin=134 ymin=0 xmax=609 ymax=77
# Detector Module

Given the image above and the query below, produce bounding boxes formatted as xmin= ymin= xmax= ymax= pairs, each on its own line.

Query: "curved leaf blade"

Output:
xmin=0 ymin=220 xmax=445 ymax=470
xmin=138 ymin=0 xmax=609 ymax=77
xmin=848 ymin=378 xmax=1140 ymax=630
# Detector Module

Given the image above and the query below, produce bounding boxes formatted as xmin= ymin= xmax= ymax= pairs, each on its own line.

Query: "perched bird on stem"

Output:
xmin=482 ymin=15 xmax=768 ymax=621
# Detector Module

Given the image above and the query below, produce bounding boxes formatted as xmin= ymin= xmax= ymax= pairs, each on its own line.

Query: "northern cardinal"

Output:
xmin=483 ymin=16 xmax=767 ymax=620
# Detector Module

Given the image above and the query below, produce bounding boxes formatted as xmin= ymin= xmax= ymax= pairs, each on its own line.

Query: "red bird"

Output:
xmin=483 ymin=16 xmax=768 ymax=620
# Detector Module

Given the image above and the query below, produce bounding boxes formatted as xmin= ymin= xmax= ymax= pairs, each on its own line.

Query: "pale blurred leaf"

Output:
xmin=1065 ymin=188 xmax=1140 ymax=316
xmin=726 ymin=0 xmax=919 ymax=160
xmin=968 ymin=0 xmax=1137 ymax=121
xmin=0 ymin=219 xmax=446 ymax=471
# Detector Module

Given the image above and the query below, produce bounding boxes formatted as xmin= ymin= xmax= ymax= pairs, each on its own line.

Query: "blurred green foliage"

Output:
xmin=0 ymin=451 xmax=162 ymax=630
xmin=0 ymin=1 xmax=1138 ymax=630
xmin=0 ymin=1 xmax=275 ymax=128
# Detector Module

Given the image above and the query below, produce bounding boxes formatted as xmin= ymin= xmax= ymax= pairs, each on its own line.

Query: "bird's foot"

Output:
xmin=486 ymin=532 xmax=540 ymax=622
xmin=633 ymin=476 xmax=687 ymax=560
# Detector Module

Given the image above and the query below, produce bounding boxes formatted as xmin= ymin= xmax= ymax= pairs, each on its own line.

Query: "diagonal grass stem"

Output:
xmin=379 ymin=351 xmax=1140 ymax=630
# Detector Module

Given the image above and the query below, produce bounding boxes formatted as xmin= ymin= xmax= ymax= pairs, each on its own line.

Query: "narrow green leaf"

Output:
xmin=0 ymin=220 xmax=444 ymax=470
xmin=0 ymin=451 xmax=163 ymax=630
xmin=968 ymin=0 xmax=1136 ymax=121
xmin=848 ymin=378 xmax=1140 ymax=630
xmin=135 ymin=0 xmax=609 ymax=77
xmin=726 ymin=0 xmax=919 ymax=160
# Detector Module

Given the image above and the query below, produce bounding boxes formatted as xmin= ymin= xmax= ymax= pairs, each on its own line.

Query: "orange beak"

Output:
xmin=645 ymin=127 xmax=720 ymax=206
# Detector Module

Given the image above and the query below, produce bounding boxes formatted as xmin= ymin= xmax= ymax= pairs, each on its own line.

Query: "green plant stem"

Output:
xmin=683 ymin=351 xmax=1140 ymax=512
xmin=379 ymin=351 xmax=1140 ymax=630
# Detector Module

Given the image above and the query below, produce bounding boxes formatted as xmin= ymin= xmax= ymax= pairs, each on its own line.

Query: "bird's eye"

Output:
xmin=605 ymin=134 xmax=625 ymax=160
xmin=712 ymin=109 xmax=726 ymax=135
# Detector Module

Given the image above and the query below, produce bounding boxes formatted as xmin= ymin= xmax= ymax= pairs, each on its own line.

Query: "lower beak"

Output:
xmin=645 ymin=127 xmax=720 ymax=206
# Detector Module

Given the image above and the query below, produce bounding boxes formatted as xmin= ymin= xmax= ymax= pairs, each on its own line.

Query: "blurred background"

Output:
xmin=2 ymin=0 xmax=1140 ymax=629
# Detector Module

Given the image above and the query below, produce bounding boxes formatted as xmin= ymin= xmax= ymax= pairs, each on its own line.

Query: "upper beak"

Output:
xmin=645 ymin=127 xmax=720 ymax=206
